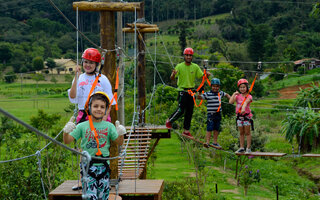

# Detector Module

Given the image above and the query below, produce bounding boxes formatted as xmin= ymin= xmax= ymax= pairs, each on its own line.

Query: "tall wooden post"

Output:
xmin=137 ymin=2 xmax=146 ymax=126
xmin=100 ymin=7 xmax=118 ymax=179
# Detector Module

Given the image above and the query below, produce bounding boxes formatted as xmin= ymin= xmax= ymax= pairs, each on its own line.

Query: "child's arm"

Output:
xmin=69 ymin=66 xmax=81 ymax=99
xmin=229 ymin=91 xmax=239 ymax=104
xmin=63 ymin=132 xmax=75 ymax=144
xmin=114 ymin=135 xmax=124 ymax=146
xmin=240 ymin=96 xmax=252 ymax=114
xmin=224 ymin=93 xmax=231 ymax=100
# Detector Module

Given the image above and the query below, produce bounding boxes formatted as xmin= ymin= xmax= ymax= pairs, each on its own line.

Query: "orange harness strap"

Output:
xmin=109 ymin=67 xmax=119 ymax=110
xmin=238 ymin=74 xmax=258 ymax=114
xmin=216 ymin=92 xmax=221 ymax=112
xmin=196 ymin=69 xmax=211 ymax=92
xmin=83 ymin=73 xmax=103 ymax=156
xmin=188 ymin=89 xmax=204 ymax=107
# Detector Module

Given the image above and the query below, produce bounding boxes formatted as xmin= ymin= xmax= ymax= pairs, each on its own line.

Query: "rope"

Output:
xmin=36 ymin=151 xmax=47 ymax=200
xmin=46 ymin=0 xmax=118 ymax=53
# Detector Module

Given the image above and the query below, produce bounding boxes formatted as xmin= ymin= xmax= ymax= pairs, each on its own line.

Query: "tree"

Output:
xmin=177 ymin=21 xmax=189 ymax=55
xmin=46 ymin=58 xmax=56 ymax=74
xmin=4 ymin=72 xmax=17 ymax=83
xmin=0 ymin=42 xmax=13 ymax=64
xmin=32 ymin=57 xmax=44 ymax=71
xmin=247 ymin=24 xmax=271 ymax=61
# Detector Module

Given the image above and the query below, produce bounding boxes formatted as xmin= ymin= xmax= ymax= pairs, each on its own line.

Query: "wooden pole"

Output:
xmin=137 ymin=2 xmax=146 ymax=126
xmin=100 ymin=5 xmax=118 ymax=179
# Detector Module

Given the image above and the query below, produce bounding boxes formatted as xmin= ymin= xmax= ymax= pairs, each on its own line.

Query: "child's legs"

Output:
xmin=244 ymin=125 xmax=251 ymax=149
xmin=206 ymin=131 xmax=212 ymax=143
xmin=213 ymin=130 xmax=219 ymax=144
xmin=82 ymin=173 xmax=98 ymax=199
xmin=238 ymin=126 xmax=245 ymax=148
xmin=97 ymin=170 xmax=110 ymax=200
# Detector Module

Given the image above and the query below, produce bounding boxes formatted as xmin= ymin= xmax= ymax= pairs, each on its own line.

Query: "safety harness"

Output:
xmin=187 ymin=68 xmax=211 ymax=107
xmin=236 ymin=74 xmax=258 ymax=130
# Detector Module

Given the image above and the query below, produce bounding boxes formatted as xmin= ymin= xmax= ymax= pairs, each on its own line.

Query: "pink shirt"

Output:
xmin=235 ymin=94 xmax=253 ymax=118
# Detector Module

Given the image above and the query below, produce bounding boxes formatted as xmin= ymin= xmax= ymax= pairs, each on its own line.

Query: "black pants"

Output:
xmin=168 ymin=91 xmax=194 ymax=130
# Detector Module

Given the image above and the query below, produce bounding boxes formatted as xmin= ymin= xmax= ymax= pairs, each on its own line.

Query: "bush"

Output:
xmin=4 ymin=71 xmax=17 ymax=83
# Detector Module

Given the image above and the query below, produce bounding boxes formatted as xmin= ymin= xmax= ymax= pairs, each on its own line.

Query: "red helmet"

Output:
xmin=183 ymin=47 xmax=194 ymax=55
xmin=82 ymin=48 xmax=101 ymax=63
xmin=237 ymin=79 xmax=248 ymax=87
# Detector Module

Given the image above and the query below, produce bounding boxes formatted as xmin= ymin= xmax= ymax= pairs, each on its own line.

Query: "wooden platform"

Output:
xmin=236 ymin=152 xmax=287 ymax=157
xmin=49 ymin=180 xmax=164 ymax=200
xmin=302 ymin=154 xmax=320 ymax=158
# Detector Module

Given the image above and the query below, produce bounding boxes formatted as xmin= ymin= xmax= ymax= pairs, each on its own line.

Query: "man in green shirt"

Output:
xmin=166 ymin=47 xmax=210 ymax=137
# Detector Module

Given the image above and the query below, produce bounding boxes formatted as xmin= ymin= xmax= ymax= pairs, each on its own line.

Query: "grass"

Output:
xmin=147 ymin=133 xmax=195 ymax=181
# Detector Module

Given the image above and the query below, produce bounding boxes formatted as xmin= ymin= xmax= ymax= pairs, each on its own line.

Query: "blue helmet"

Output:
xmin=211 ymin=78 xmax=221 ymax=86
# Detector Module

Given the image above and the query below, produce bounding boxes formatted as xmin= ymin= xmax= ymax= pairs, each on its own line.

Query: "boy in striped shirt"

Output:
xmin=199 ymin=78 xmax=230 ymax=148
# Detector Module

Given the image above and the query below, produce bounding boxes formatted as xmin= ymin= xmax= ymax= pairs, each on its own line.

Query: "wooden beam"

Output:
xmin=122 ymin=27 xmax=159 ymax=33
xmin=72 ymin=2 xmax=141 ymax=12
xmin=302 ymin=154 xmax=320 ymax=157
xmin=126 ymin=23 xmax=157 ymax=28
xmin=236 ymin=152 xmax=287 ymax=157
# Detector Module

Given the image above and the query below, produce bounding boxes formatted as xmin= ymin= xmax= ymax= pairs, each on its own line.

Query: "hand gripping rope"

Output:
xmin=188 ymin=68 xmax=211 ymax=107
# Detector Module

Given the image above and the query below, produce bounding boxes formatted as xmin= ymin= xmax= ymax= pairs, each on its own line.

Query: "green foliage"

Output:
xmin=0 ymin=42 xmax=13 ymax=64
xmin=46 ymin=58 xmax=56 ymax=72
xmin=238 ymin=159 xmax=261 ymax=196
xmin=210 ymin=63 xmax=243 ymax=116
xmin=294 ymin=82 xmax=320 ymax=109
xmin=247 ymin=24 xmax=272 ymax=61
xmin=282 ymin=108 xmax=320 ymax=152
xmin=177 ymin=21 xmax=189 ymax=54
xmin=32 ymin=56 xmax=44 ymax=71
xmin=31 ymin=73 xmax=45 ymax=83
xmin=4 ymin=71 xmax=17 ymax=83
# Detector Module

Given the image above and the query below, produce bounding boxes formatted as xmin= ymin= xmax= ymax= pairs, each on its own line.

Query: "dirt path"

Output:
xmin=278 ymin=83 xmax=318 ymax=99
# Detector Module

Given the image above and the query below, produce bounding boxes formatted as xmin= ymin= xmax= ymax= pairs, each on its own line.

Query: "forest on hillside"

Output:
xmin=0 ymin=0 xmax=319 ymax=76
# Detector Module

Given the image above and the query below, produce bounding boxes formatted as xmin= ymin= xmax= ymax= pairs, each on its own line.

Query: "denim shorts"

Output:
xmin=207 ymin=112 xmax=221 ymax=131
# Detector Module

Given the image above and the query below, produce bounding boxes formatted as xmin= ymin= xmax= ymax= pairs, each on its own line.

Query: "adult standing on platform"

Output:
xmin=165 ymin=47 xmax=210 ymax=137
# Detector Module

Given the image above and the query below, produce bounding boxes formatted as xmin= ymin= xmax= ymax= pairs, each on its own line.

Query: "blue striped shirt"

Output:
xmin=201 ymin=91 xmax=226 ymax=113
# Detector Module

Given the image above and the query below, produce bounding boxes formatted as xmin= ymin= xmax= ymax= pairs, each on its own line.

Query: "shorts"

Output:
xmin=237 ymin=117 xmax=251 ymax=127
xmin=207 ymin=112 xmax=221 ymax=131
xmin=80 ymin=164 xmax=110 ymax=200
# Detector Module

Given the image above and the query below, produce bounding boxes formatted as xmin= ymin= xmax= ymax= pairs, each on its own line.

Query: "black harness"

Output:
xmin=83 ymin=156 xmax=111 ymax=181
xmin=236 ymin=113 xmax=254 ymax=131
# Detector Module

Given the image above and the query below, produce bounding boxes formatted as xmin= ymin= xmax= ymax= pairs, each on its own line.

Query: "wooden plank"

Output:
xmin=125 ymin=125 xmax=167 ymax=130
xmin=126 ymin=23 xmax=158 ymax=28
xmin=124 ymin=138 xmax=151 ymax=141
xmin=49 ymin=180 xmax=164 ymax=199
xmin=302 ymin=154 xmax=320 ymax=157
xmin=125 ymin=134 xmax=152 ymax=137
xmin=180 ymin=134 xmax=222 ymax=150
xmin=127 ymin=142 xmax=150 ymax=145
xmin=72 ymin=2 xmax=141 ymax=12
xmin=236 ymin=152 xmax=287 ymax=157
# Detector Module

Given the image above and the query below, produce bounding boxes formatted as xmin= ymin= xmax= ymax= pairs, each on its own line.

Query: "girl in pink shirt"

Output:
xmin=229 ymin=79 xmax=253 ymax=154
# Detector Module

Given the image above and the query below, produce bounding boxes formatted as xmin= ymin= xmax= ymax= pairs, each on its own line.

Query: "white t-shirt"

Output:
xmin=68 ymin=73 xmax=115 ymax=110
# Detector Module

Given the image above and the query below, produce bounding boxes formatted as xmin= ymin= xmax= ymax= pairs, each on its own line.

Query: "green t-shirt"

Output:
xmin=175 ymin=62 xmax=203 ymax=91
xmin=70 ymin=120 xmax=118 ymax=163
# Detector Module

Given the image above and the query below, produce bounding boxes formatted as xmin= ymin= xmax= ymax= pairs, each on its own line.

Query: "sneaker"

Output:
xmin=211 ymin=143 xmax=221 ymax=148
xmin=246 ymin=148 xmax=251 ymax=153
xmin=236 ymin=148 xmax=245 ymax=153
xmin=165 ymin=119 xmax=172 ymax=129
xmin=182 ymin=131 xmax=193 ymax=138
xmin=204 ymin=143 xmax=210 ymax=148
